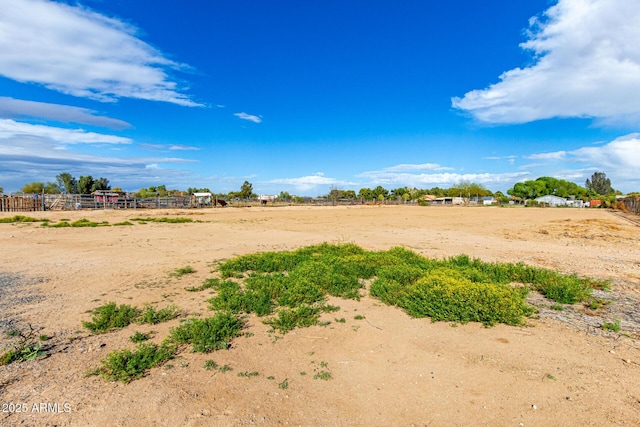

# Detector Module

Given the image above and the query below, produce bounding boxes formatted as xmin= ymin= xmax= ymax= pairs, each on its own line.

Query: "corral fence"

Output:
xmin=622 ymin=197 xmax=640 ymax=215
xmin=0 ymin=194 xmax=192 ymax=212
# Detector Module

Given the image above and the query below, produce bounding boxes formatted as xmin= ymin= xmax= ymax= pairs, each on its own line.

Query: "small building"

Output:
xmin=535 ymin=195 xmax=567 ymax=207
xmin=93 ymin=190 xmax=119 ymax=203
xmin=434 ymin=197 xmax=466 ymax=205
xmin=258 ymin=194 xmax=276 ymax=203
xmin=192 ymin=192 xmax=212 ymax=207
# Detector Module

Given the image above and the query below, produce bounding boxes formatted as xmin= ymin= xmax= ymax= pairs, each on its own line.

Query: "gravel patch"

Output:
xmin=529 ymin=286 xmax=640 ymax=338
xmin=0 ymin=273 xmax=46 ymax=333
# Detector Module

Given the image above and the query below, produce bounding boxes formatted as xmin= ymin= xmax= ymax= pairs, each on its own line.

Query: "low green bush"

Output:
xmin=169 ymin=312 xmax=244 ymax=352
xmin=82 ymin=302 xmax=139 ymax=334
xmin=94 ymin=342 xmax=175 ymax=383
xmin=138 ymin=304 xmax=180 ymax=325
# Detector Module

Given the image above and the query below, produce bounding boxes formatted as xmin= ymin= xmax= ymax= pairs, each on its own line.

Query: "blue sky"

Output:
xmin=1 ymin=0 xmax=639 ymax=195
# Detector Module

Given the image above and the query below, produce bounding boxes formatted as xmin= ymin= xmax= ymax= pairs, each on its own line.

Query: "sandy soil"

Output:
xmin=1 ymin=205 xmax=639 ymax=427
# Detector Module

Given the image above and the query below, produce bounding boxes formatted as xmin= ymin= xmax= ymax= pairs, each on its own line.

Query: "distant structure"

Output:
xmin=258 ymin=194 xmax=276 ymax=205
xmin=192 ymin=192 xmax=212 ymax=207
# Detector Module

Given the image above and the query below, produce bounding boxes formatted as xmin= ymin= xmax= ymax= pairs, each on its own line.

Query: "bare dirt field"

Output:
xmin=1 ymin=205 xmax=639 ymax=427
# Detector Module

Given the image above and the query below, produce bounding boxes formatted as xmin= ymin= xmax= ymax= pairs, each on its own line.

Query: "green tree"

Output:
xmin=187 ymin=187 xmax=212 ymax=195
xmin=92 ymin=177 xmax=110 ymax=192
xmin=77 ymin=175 xmax=95 ymax=194
xmin=358 ymin=187 xmax=373 ymax=200
xmin=44 ymin=182 xmax=61 ymax=194
xmin=239 ymin=181 xmax=254 ymax=199
xmin=21 ymin=182 xmax=44 ymax=194
xmin=342 ymin=189 xmax=357 ymax=199
xmin=372 ymin=186 xmax=389 ymax=200
xmin=328 ymin=185 xmax=343 ymax=202
xmin=56 ymin=172 xmax=77 ymax=194
xmin=0 ymin=186 xmax=4 ymax=194
xmin=586 ymin=171 xmax=613 ymax=195
xmin=277 ymin=191 xmax=292 ymax=202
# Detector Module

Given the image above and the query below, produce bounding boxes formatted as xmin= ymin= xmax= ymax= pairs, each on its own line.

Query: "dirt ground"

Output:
xmin=1 ymin=205 xmax=639 ymax=427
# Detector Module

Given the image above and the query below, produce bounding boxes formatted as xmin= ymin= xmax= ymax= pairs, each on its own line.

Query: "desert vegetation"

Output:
xmin=71 ymin=242 xmax=612 ymax=384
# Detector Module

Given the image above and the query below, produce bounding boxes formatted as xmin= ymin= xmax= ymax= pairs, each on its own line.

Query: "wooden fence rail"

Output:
xmin=622 ymin=197 xmax=640 ymax=215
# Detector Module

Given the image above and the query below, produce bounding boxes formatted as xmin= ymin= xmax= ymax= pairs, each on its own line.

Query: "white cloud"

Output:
xmin=0 ymin=119 xmax=131 ymax=145
xmin=525 ymin=151 xmax=567 ymax=160
xmin=484 ymin=155 xmax=516 ymax=165
xmin=138 ymin=143 xmax=201 ymax=151
xmin=234 ymin=112 xmax=262 ymax=123
xmin=452 ymin=0 xmax=640 ymax=125
xmin=382 ymin=163 xmax=453 ymax=172
xmin=0 ymin=135 xmax=197 ymax=191
xmin=358 ymin=169 xmax=530 ymax=188
xmin=0 ymin=0 xmax=201 ymax=106
xmin=0 ymin=97 xmax=131 ymax=129
xmin=266 ymin=173 xmax=356 ymax=192
xmin=569 ymin=133 xmax=640 ymax=175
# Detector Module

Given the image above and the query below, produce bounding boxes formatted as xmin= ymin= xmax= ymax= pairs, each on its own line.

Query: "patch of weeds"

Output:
xmin=82 ymin=302 xmax=139 ymax=334
xmin=335 ymin=317 xmax=346 ymax=323
xmin=170 ymin=266 xmax=195 ymax=278
xmin=138 ymin=304 xmax=180 ymax=324
xmin=68 ymin=218 xmax=110 ymax=227
xmin=267 ymin=375 xmax=275 ymax=380
xmin=218 ymin=364 xmax=233 ymax=373
xmin=587 ymin=298 xmax=610 ymax=310
xmin=602 ymin=319 xmax=621 ymax=332
xmin=0 ymin=215 xmax=45 ymax=223
xmin=264 ymin=305 xmax=320 ymax=334
xmin=320 ymin=304 xmax=340 ymax=313
xmin=131 ymin=217 xmax=193 ymax=224
xmin=206 ymin=243 xmax=602 ymax=331
xmin=129 ymin=331 xmax=152 ymax=343
xmin=91 ymin=342 xmax=176 ymax=383
xmin=313 ymin=371 xmax=332 ymax=380
xmin=113 ymin=221 xmax=134 ymax=226
xmin=204 ymin=360 xmax=218 ymax=370
xmin=354 ymin=315 xmax=366 ymax=320
xmin=0 ymin=326 xmax=46 ymax=366
xmin=278 ymin=379 xmax=289 ymax=389
xmin=169 ymin=312 xmax=244 ymax=352
xmin=546 ymin=374 xmax=557 ymax=381
xmin=46 ymin=221 xmax=71 ymax=228
xmin=318 ymin=321 xmax=331 ymax=327
xmin=185 ymin=278 xmax=224 ymax=292
xmin=237 ymin=371 xmax=259 ymax=378
xmin=550 ymin=304 xmax=565 ymax=311
xmin=300 ymin=371 xmax=307 ymax=376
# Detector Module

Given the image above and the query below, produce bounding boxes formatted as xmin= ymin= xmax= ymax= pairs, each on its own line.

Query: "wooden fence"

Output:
xmin=622 ymin=197 xmax=640 ymax=215
xmin=0 ymin=194 xmax=192 ymax=212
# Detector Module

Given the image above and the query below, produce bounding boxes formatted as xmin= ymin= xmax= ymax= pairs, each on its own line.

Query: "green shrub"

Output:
xmin=264 ymin=305 xmax=320 ymax=334
xmin=82 ymin=302 xmax=139 ymax=334
xmin=170 ymin=266 xmax=195 ymax=277
xmin=169 ymin=312 xmax=244 ymax=352
xmin=206 ymin=243 xmax=596 ymax=330
xmin=95 ymin=342 xmax=175 ymax=383
xmin=129 ymin=331 xmax=152 ymax=343
xmin=0 ymin=215 xmax=43 ymax=223
xmin=400 ymin=269 xmax=533 ymax=326
xmin=602 ymin=319 xmax=621 ymax=332
xmin=131 ymin=217 xmax=193 ymax=223
xmin=138 ymin=304 xmax=180 ymax=324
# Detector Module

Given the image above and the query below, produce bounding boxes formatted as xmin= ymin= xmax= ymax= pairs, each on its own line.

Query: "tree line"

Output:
xmin=4 ymin=172 xmax=620 ymax=203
